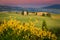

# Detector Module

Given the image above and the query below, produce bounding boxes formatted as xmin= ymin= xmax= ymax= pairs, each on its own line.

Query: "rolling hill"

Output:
xmin=43 ymin=4 xmax=60 ymax=9
xmin=0 ymin=4 xmax=60 ymax=14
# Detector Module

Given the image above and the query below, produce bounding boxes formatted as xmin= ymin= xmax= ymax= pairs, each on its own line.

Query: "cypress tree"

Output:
xmin=42 ymin=20 xmax=48 ymax=31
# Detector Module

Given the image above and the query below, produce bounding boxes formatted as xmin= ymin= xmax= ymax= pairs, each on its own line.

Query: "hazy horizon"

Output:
xmin=0 ymin=0 xmax=60 ymax=8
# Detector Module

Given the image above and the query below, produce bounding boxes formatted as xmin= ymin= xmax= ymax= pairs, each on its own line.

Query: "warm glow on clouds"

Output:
xmin=0 ymin=0 xmax=60 ymax=5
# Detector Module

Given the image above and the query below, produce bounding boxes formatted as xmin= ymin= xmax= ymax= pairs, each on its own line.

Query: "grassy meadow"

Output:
xmin=0 ymin=13 xmax=60 ymax=28
xmin=0 ymin=12 xmax=60 ymax=40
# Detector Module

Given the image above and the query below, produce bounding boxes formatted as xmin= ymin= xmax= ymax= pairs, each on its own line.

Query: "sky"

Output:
xmin=0 ymin=0 xmax=60 ymax=8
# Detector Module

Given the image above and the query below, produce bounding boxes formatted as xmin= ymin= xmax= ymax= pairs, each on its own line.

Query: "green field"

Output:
xmin=0 ymin=13 xmax=60 ymax=28
xmin=0 ymin=13 xmax=60 ymax=40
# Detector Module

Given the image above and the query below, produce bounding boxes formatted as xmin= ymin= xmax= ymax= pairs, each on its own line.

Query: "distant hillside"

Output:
xmin=0 ymin=5 xmax=60 ymax=14
xmin=43 ymin=4 xmax=60 ymax=9
xmin=0 ymin=5 xmax=23 ymax=11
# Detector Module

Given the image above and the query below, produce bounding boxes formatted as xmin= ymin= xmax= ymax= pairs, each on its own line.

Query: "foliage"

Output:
xmin=22 ymin=11 xmax=24 ymax=15
xmin=0 ymin=17 xmax=57 ymax=40
xmin=47 ymin=13 xmax=51 ymax=17
xmin=50 ymin=27 xmax=60 ymax=40
xmin=42 ymin=13 xmax=45 ymax=16
xmin=42 ymin=20 xmax=47 ymax=31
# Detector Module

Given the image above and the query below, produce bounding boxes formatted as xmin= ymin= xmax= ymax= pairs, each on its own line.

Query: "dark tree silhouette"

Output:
xmin=42 ymin=20 xmax=48 ymax=31
xmin=36 ymin=12 xmax=37 ymax=15
xmin=27 ymin=11 xmax=28 ymax=15
xmin=22 ymin=11 xmax=24 ymax=15
xmin=46 ymin=13 xmax=51 ymax=17
xmin=42 ymin=13 xmax=45 ymax=16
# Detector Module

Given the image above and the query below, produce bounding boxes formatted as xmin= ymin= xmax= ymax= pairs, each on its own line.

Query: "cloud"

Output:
xmin=0 ymin=0 xmax=60 ymax=5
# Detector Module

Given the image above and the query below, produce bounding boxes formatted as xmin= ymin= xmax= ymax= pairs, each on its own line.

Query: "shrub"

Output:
xmin=46 ymin=13 xmax=51 ymax=17
xmin=42 ymin=13 xmax=45 ymax=16
xmin=42 ymin=20 xmax=47 ymax=31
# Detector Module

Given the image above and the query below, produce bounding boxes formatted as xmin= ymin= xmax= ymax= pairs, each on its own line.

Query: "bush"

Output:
xmin=42 ymin=13 xmax=45 ymax=16
xmin=46 ymin=13 xmax=51 ymax=17
xmin=42 ymin=20 xmax=47 ymax=31
xmin=49 ymin=27 xmax=60 ymax=40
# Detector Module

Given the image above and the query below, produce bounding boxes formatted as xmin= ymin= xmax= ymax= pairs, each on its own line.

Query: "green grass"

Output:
xmin=0 ymin=12 xmax=60 ymax=40
xmin=0 ymin=13 xmax=60 ymax=28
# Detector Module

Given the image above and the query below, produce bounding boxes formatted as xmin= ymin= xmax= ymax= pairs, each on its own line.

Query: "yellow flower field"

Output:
xmin=0 ymin=16 xmax=57 ymax=40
